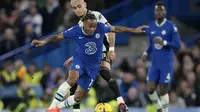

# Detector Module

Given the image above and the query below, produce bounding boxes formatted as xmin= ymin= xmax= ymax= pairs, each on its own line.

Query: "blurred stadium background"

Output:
xmin=0 ymin=0 xmax=200 ymax=112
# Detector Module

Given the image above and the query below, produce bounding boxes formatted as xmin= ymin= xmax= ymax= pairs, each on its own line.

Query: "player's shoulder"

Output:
xmin=97 ymin=22 xmax=108 ymax=28
xmin=89 ymin=10 xmax=102 ymax=17
xmin=166 ymin=20 xmax=178 ymax=32
xmin=89 ymin=10 xmax=107 ymax=23
xmin=65 ymin=25 xmax=80 ymax=32
xmin=166 ymin=20 xmax=176 ymax=26
xmin=68 ymin=25 xmax=80 ymax=30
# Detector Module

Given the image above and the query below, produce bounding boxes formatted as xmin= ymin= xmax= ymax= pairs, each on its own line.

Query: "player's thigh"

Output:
xmin=101 ymin=60 xmax=111 ymax=70
xmin=159 ymin=66 xmax=174 ymax=84
xmin=159 ymin=84 xmax=171 ymax=95
xmin=146 ymin=66 xmax=159 ymax=93
xmin=68 ymin=59 xmax=84 ymax=84
xmin=76 ymin=74 xmax=95 ymax=92
xmin=147 ymin=66 xmax=159 ymax=83
xmin=74 ymin=85 xmax=88 ymax=101
xmin=101 ymin=37 xmax=111 ymax=69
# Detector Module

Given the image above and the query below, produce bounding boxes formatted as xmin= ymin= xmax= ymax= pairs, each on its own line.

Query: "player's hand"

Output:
xmin=134 ymin=25 xmax=149 ymax=33
xmin=141 ymin=54 xmax=147 ymax=61
xmin=107 ymin=51 xmax=116 ymax=61
xmin=63 ymin=58 xmax=73 ymax=69
xmin=31 ymin=39 xmax=46 ymax=47
xmin=153 ymin=37 xmax=163 ymax=45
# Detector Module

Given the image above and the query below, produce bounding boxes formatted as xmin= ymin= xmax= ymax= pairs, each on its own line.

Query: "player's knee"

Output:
xmin=108 ymin=77 xmax=116 ymax=84
xmin=160 ymin=89 xmax=168 ymax=96
xmin=160 ymin=84 xmax=170 ymax=96
xmin=99 ymin=67 xmax=112 ymax=82
xmin=67 ymin=78 xmax=77 ymax=86
xmin=147 ymin=87 xmax=155 ymax=94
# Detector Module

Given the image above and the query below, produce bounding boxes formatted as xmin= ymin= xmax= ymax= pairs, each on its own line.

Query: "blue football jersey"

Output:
xmin=145 ymin=18 xmax=181 ymax=66
xmin=63 ymin=22 xmax=111 ymax=64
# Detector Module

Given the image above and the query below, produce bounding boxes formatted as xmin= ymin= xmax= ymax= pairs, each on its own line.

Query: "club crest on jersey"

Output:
xmin=95 ymin=33 xmax=100 ymax=39
xmin=154 ymin=36 xmax=163 ymax=50
xmin=162 ymin=30 xmax=166 ymax=35
xmin=75 ymin=65 xmax=80 ymax=69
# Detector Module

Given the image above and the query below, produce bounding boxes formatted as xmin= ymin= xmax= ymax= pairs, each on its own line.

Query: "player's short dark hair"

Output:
xmin=155 ymin=1 xmax=166 ymax=8
xmin=82 ymin=13 xmax=97 ymax=22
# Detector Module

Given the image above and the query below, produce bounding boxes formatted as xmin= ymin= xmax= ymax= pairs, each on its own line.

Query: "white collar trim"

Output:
xmin=155 ymin=18 xmax=167 ymax=27
xmin=81 ymin=27 xmax=88 ymax=35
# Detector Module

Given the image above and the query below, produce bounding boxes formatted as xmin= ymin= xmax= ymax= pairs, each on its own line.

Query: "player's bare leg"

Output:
xmin=159 ymin=84 xmax=170 ymax=112
xmin=64 ymin=57 xmax=81 ymax=112
xmin=147 ymin=82 xmax=163 ymax=112
xmin=47 ymin=70 xmax=79 ymax=111
xmin=100 ymin=60 xmax=128 ymax=112
xmin=58 ymin=85 xmax=88 ymax=108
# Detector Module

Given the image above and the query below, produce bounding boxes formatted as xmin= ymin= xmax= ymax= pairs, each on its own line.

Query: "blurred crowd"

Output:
xmin=0 ymin=0 xmax=200 ymax=111
xmin=1 ymin=41 xmax=200 ymax=111
xmin=0 ymin=0 xmax=79 ymax=55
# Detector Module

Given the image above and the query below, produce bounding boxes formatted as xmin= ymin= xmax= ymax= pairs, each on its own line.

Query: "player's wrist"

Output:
xmin=163 ymin=40 xmax=168 ymax=46
xmin=109 ymin=47 xmax=115 ymax=51
xmin=143 ymin=52 xmax=148 ymax=56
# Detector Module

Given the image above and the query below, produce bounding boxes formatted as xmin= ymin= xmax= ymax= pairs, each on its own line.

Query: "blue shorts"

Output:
xmin=69 ymin=57 xmax=100 ymax=91
xmin=147 ymin=65 xmax=174 ymax=84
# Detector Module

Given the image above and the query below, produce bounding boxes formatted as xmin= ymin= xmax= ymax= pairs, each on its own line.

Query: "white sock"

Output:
xmin=148 ymin=91 xmax=162 ymax=109
xmin=48 ymin=82 xmax=71 ymax=109
xmin=58 ymin=95 xmax=77 ymax=108
xmin=160 ymin=94 xmax=169 ymax=112
xmin=117 ymin=96 xmax=125 ymax=105
xmin=73 ymin=109 xmax=80 ymax=112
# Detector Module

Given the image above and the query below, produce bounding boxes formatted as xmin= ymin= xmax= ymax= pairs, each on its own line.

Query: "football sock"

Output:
xmin=160 ymin=94 xmax=169 ymax=112
xmin=58 ymin=95 xmax=78 ymax=108
xmin=48 ymin=82 xmax=71 ymax=109
xmin=148 ymin=91 xmax=162 ymax=110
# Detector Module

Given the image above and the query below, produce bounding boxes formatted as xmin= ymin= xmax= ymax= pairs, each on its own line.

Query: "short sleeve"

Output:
xmin=63 ymin=26 xmax=77 ymax=39
xmin=173 ymin=25 xmax=178 ymax=33
xmin=102 ymin=24 xmax=111 ymax=33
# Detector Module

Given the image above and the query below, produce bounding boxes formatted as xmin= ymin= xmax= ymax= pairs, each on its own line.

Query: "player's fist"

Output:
xmin=63 ymin=57 xmax=73 ymax=69
xmin=134 ymin=25 xmax=149 ymax=33
xmin=31 ymin=39 xmax=46 ymax=47
xmin=153 ymin=37 xmax=163 ymax=45
xmin=107 ymin=51 xmax=116 ymax=61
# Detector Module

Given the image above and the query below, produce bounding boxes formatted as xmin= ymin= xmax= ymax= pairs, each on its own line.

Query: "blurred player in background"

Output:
xmin=64 ymin=0 xmax=129 ymax=111
xmin=32 ymin=13 xmax=147 ymax=112
xmin=141 ymin=1 xmax=181 ymax=112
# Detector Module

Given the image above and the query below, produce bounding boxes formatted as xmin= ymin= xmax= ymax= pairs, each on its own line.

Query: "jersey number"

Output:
xmin=88 ymin=79 xmax=94 ymax=90
xmin=85 ymin=42 xmax=97 ymax=55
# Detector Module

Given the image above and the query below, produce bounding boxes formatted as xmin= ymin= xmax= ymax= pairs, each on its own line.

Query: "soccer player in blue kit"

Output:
xmin=32 ymin=13 xmax=148 ymax=112
xmin=141 ymin=2 xmax=181 ymax=112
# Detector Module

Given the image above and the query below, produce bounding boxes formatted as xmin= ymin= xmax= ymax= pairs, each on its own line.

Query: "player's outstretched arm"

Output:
xmin=31 ymin=33 xmax=64 ymax=47
xmin=106 ymin=23 xmax=116 ymax=61
xmin=110 ymin=25 xmax=149 ymax=33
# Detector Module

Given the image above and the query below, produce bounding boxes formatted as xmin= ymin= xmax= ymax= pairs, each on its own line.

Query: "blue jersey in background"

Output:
xmin=145 ymin=18 xmax=181 ymax=84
